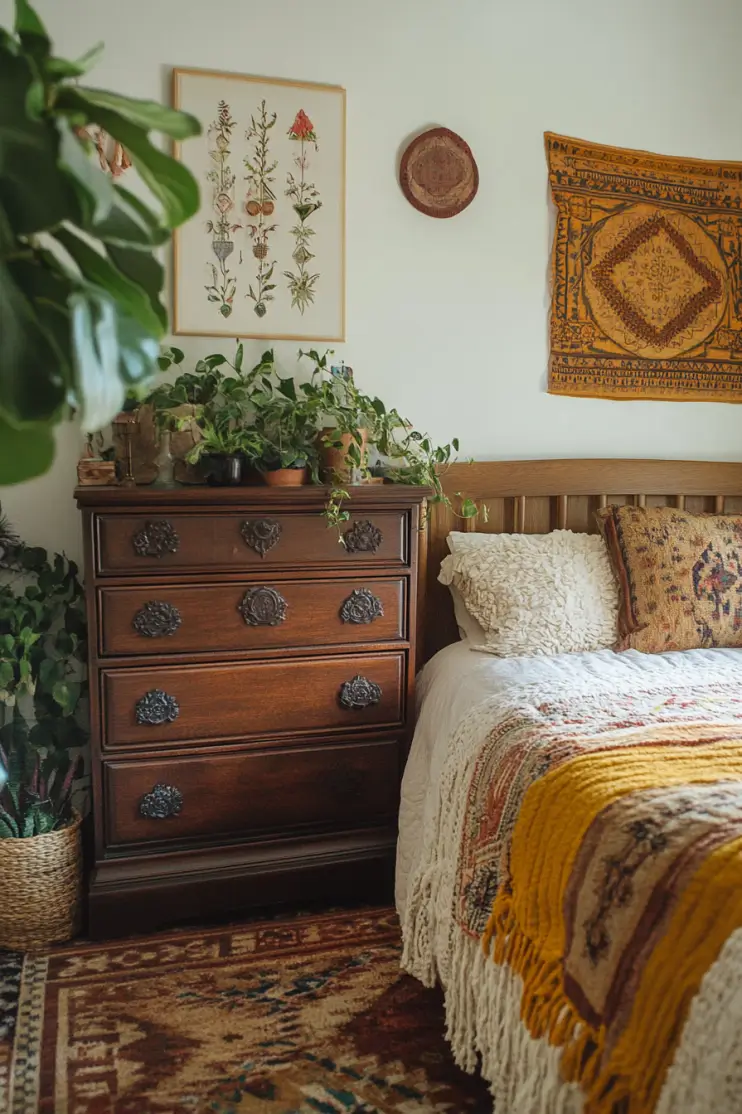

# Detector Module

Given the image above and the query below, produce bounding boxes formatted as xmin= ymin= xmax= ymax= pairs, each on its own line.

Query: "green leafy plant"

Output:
xmin=0 ymin=0 xmax=201 ymax=486
xmin=148 ymin=343 xmax=482 ymax=530
xmin=296 ymin=349 xmax=482 ymax=530
xmin=0 ymin=507 xmax=88 ymax=838
xmin=247 ymin=383 xmax=319 ymax=472
xmin=0 ymin=732 xmax=81 ymax=837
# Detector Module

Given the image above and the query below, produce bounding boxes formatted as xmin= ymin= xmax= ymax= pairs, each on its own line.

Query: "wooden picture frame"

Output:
xmin=172 ymin=67 xmax=346 ymax=341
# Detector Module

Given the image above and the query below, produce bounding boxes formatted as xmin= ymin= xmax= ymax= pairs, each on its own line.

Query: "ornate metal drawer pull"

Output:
xmin=139 ymin=783 xmax=183 ymax=820
xmin=340 ymin=588 xmax=384 ymax=624
xmin=241 ymin=518 xmax=282 ymax=557
xmin=343 ymin=519 xmax=383 ymax=554
xmin=132 ymin=601 xmax=182 ymax=638
xmin=135 ymin=689 xmax=180 ymax=726
xmin=239 ymin=586 xmax=287 ymax=626
xmin=132 ymin=520 xmax=180 ymax=559
xmin=339 ymin=675 xmax=382 ymax=710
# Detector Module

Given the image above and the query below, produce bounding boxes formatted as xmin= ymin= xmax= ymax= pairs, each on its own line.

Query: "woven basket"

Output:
xmin=0 ymin=811 xmax=82 ymax=951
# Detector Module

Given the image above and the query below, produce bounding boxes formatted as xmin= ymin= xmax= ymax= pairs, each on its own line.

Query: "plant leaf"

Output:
xmin=66 ymin=86 xmax=201 ymax=140
xmin=56 ymin=90 xmax=200 ymax=227
xmin=105 ymin=243 xmax=166 ymax=331
xmin=43 ymin=42 xmax=104 ymax=80
xmin=54 ymin=226 xmax=165 ymax=337
xmin=69 ymin=288 xmax=124 ymax=430
xmin=0 ymin=260 xmax=66 ymax=425
xmin=57 ymin=117 xmax=115 ymax=225
xmin=92 ymin=184 xmax=170 ymax=249
xmin=0 ymin=48 xmax=77 ymax=237
xmin=14 ymin=0 xmax=48 ymax=39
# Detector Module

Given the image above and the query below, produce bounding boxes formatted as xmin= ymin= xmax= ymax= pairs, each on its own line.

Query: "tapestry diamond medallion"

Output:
xmin=546 ymin=132 xmax=742 ymax=401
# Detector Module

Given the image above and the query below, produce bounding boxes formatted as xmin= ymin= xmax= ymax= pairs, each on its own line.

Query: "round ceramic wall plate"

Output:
xmin=399 ymin=127 xmax=479 ymax=218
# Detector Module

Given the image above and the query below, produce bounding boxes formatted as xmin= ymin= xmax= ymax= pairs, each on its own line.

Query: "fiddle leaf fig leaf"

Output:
xmin=0 ymin=9 xmax=200 ymax=484
xmin=0 ymin=260 xmax=66 ymax=424
xmin=64 ymin=86 xmax=200 ymax=139
xmin=56 ymin=89 xmax=200 ymax=227
xmin=43 ymin=42 xmax=104 ymax=80
xmin=57 ymin=117 xmax=115 ymax=224
xmin=14 ymin=0 xmax=48 ymax=39
xmin=54 ymin=225 xmax=165 ymax=337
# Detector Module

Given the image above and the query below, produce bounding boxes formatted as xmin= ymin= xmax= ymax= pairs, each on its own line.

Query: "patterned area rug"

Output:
xmin=5 ymin=906 xmax=491 ymax=1113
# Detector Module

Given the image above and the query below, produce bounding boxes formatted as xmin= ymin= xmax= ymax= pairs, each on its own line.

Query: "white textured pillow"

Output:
xmin=439 ymin=530 xmax=618 ymax=657
xmin=449 ymin=584 xmax=488 ymax=642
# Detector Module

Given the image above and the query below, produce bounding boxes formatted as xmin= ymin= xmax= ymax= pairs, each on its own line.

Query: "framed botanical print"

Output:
xmin=172 ymin=67 xmax=346 ymax=341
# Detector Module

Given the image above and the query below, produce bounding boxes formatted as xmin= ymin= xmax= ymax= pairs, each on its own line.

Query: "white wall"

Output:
xmin=3 ymin=0 xmax=742 ymax=565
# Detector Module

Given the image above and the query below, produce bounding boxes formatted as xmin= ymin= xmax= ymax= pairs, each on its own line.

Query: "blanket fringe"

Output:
xmin=484 ymin=893 xmax=613 ymax=1108
xmin=451 ymin=929 xmax=583 ymax=1113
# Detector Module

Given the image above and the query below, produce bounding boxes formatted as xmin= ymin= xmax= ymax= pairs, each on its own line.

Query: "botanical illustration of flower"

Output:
xmin=205 ymin=101 xmax=241 ymax=317
xmin=284 ymin=108 xmax=322 ymax=315
xmin=244 ymin=100 xmax=278 ymax=319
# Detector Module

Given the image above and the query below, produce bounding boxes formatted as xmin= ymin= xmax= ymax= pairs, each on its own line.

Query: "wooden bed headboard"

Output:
xmin=419 ymin=458 xmax=742 ymax=663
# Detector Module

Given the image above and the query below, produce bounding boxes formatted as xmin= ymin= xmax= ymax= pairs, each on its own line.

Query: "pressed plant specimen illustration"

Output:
xmin=205 ymin=101 xmax=241 ymax=317
xmin=284 ymin=109 xmax=322 ymax=315
xmin=244 ymin=100 xmax=278 ymax=319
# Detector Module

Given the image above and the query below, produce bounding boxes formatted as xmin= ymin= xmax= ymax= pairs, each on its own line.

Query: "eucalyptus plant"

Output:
xmin=0 ymin=0 xmax=201 ymax=485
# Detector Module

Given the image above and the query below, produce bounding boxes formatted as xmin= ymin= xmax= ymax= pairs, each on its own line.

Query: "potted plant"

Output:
xmin=0 ymin=509 xmax=88 ymax=949
xmin=186 ymin=421 xmax=254 ymax=485
xmin=294 ymin=350 xmax=482 ymax=531
xmin=246 ymin=384 xmax=319 ymax=486
xmin=149 ymin=343 xmax=269 ymax=485
xmin=0 ymin=0 xmax=201 ymax=487
xmin=298 ymin=349 xmax=376 ymax=482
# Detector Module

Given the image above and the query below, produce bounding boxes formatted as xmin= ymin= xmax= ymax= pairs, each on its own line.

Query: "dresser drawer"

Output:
xmin=102 ymin=652 xmax=405 ymax=749
xmin=104 ymin=739 xmax=400 ymax=848
xmin=99 ymin=577 xmax=407 ymax=656
xmin=95 ymin=511 xmax=407 ymax=574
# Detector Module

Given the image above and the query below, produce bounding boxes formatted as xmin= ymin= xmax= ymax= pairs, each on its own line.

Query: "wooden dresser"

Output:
xmin=75 ymin=484 xmax=427 ymax=938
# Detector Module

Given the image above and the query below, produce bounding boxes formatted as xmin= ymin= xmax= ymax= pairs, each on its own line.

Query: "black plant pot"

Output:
xmin=204 ymin=453 xmax=243 ymax=486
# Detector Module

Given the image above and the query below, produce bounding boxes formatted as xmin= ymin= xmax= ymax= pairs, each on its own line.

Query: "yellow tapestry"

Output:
xmin=546 ymin=132 xmax=742 ymax=401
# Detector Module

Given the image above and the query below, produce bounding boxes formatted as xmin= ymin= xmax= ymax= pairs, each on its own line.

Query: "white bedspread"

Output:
xmin=396 ymin=640 xmax=742 ymax=1114
xmin=396 ymin=640 xmax=742 ymax=917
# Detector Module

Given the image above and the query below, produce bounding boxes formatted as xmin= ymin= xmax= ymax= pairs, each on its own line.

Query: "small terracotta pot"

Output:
xmin=318 ymin=428 xmax=368 ymax=482
xmin=262 ymin=466 xmax=308 ymax=487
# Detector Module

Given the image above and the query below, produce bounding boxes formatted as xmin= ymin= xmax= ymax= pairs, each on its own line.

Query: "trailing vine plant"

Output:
xmin=297 ymin=349 xmax=484 ymax=533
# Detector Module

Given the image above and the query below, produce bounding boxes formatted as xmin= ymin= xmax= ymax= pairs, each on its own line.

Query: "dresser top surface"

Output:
xmin=75 ymin=483 xmax=430 ymax=510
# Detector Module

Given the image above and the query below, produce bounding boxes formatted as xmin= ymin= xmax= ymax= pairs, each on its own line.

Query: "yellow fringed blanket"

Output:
xmin=450 ymin=682 xmax=742 ymax=1113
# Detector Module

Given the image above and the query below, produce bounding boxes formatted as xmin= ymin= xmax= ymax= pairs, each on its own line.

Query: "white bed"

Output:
xmin=397 ymin=639 xmax=742 ymax=1114
xmin=397 ymin=639 xmax=742 ymax=917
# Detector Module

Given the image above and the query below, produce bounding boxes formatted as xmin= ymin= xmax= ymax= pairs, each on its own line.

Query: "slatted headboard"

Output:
xmin=418 ymin=458 xmax=742 ymax=662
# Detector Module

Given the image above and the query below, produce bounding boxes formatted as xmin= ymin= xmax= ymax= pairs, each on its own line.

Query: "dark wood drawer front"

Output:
xmin=99 ymin=578 xmax=406 ymax=656
xmin=102 ymin=652 xmax=405 ymax=748
xmin=96 ymin=511 xmax=407 ymax=574
xmin=104 ymin=739 xmax=400 ymax=847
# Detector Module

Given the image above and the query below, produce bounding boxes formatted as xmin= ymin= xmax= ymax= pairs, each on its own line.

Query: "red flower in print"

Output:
xmin=288 ymin=109 xmax=316 ymax=142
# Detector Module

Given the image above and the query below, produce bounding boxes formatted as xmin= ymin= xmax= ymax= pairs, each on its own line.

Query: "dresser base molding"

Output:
xmin=87 ymin=830 xmax=396 ymax=939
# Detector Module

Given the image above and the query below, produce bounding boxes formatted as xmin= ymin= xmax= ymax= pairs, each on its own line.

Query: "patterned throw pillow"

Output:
xmin=438 ymin=530 xmax=618 ymax=657
xmin=596 ymin=504 xmax=742 ymax=653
